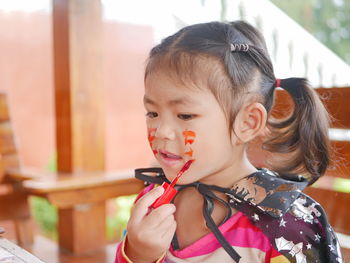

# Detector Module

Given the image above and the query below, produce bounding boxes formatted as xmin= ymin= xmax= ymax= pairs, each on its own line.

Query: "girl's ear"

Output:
xmin=233 ymin=102 xmax=267 ymax=143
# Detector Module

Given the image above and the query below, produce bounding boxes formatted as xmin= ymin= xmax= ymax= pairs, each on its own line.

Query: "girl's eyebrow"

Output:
xmin=143 ymin=95 xmax=195 ymax=106
xmin=143 ymin=96 xmax=155 ymax=105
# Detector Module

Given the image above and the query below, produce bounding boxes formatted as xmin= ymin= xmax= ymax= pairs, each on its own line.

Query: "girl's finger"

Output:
xmin=153 ymin=213 xmax=175 ymax=231
xmin=131 ymin=186 xmax=165 ymax=221
xmin=144 ymin=204 xmax=176 ymax=228
xmin=161 ymin=220 xmax=177 ymax=241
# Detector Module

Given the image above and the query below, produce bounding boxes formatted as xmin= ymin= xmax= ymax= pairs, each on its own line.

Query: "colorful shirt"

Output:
xmin=115 ymin=168 xmax=344 ymax=263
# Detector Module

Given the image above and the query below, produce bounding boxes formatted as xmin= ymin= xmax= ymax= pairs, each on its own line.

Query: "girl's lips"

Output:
xmin=159 ymin=150 xmax=181 ymax=159
xmin=158 ymin=150 xmax=182 ymax=167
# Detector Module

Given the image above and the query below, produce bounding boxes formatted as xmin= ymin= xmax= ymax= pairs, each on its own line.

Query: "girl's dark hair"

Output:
xmin=145 ymin=20 xmax=330 ymax=185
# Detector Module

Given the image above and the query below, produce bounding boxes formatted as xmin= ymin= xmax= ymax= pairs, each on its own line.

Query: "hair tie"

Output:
xmin=274 ymin=78 xmax=281 ymax=88
xmin=230 ymin=43 xmax=249 ymax=52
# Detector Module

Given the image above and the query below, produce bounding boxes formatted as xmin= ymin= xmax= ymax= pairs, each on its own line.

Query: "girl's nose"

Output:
xmin=155 ymin=122 xmax=176 ymax=141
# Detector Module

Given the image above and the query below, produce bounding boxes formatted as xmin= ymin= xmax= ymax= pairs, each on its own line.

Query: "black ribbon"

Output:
xmin=135 ymin=168 xmax=242 ymax=262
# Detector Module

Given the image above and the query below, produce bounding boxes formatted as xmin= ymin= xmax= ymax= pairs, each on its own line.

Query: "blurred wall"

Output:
xmin=0 ymin=10 xmax=155 ymax=171
xmin=104 ymin=22 xmax=155 ymax=170
xmin=0 ymin=11 xmax=54 ymax=169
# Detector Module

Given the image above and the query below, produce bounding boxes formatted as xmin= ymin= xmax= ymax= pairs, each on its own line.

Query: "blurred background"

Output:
xmin=0 ymin=0 xmax=349 ymax=262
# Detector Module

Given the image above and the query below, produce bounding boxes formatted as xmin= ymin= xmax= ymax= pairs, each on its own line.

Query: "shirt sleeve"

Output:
xmin=115 ymin=236 xmax=166 ymax=263
xmin=115 ymin=238 xmax=132 ymax=263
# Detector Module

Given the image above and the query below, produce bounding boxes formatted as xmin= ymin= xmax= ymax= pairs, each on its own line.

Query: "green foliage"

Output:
xmin=30 ymin=196 xmax=58 ymax=241
xmin=333 ymin=178 xmax=350 ymax=193
xmin=47 ymin=152 xmax=57 ymax=172
xmin=271 ymin=0 xmax=350 ymax=64
xmin=107 ymin=195 xmax=136 ymax=241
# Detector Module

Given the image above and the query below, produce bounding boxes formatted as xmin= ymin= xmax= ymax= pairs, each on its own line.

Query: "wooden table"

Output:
xmin=7 ymin=168 xmax=144 ymax=254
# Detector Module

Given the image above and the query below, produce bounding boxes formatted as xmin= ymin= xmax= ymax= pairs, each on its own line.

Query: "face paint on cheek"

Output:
xmin=183 ymin=130 xmax=196 ymax=158
xmin=183 ymin=130 xmax=196 ymax=145
xmin=184 ymin=148 xmax=194 ymax=157
xmin=147 ymin=128 xmax=158 ymax=155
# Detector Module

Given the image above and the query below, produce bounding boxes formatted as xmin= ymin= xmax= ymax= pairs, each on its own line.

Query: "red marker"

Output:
xmin=150 ymin=160 xmax=194 ymax=209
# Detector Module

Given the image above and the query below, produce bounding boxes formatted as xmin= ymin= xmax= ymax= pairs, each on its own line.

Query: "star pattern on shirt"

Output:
xmin=252 ymin=213 xmax=260 ymax=221
xmin=279 ymin=218 xmax=287 ymax=227
xmin=306 ymin=243 xmax=312 ymax=249
xmin=314 ymin=233 xmax=321 ymax=242
xmin=329 ymin=245 xmax=335 ymax=252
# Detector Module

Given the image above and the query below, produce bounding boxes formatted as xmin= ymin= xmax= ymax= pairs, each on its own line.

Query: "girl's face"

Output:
xmin=144 ymin=72 xmax=242 ymax=186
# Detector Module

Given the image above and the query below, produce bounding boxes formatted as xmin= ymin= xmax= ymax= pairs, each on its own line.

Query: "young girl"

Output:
xmin=115 ymin=21 xmax=343 ymax=263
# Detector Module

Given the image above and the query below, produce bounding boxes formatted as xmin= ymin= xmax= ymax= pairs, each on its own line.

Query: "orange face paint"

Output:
xmin=183 ymin=130 xmax=196 ymax=145
xmin=147 ymin=128 xmax=158 ymax=155
xmin=183 ymin=130 xmax=196 ymax=158
xmin=184 ymin=148 xmax=193 ymax=157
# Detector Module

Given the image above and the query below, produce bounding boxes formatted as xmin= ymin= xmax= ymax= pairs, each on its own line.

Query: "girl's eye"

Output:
xmin=146 ymin=112 xmax=158 ymax=118
xmin=178 ymin=114 xmax=195 ymax=120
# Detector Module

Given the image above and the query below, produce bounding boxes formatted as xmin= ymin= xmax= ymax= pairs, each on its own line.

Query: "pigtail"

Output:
xmin=264 ymin=78 xmax=330 ymax=185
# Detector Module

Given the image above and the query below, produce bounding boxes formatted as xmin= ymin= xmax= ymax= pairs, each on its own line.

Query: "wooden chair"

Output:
xmin=0 ymin=93 xmax=33 ymax=247
xmin=0 ymin=92 xmax=144 ymax=254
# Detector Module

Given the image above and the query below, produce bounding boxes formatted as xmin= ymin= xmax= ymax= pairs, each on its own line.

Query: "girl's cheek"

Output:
xmin=147 ymin=127 xmax=158 ymax=155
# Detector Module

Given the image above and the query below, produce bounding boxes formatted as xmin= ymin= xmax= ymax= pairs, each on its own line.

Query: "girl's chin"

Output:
xmin=162 ymin=170 xmax=197 ymax=185
xmin=159 ymin=159 xmax=198 ymax=183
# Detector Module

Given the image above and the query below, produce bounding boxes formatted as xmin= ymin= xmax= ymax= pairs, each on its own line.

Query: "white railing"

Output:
xmin=102 ymin=0 xmax=350 ymax=88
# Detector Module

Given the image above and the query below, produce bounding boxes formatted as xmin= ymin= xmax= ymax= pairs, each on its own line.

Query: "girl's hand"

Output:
xmin=125 ymin=186 xmax=177 ymax=263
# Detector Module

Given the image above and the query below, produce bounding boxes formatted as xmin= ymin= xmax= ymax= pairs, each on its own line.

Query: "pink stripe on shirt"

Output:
xmin=170 ymin=212 xmax=272 ymax=259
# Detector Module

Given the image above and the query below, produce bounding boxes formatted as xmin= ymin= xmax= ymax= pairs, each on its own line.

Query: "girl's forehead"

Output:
xmin=144 ymin=74 xmax=215 ymax=107
xmin=144 ymin=53 xmax=233 ymax=99
xmin=144 ymin=68 xmax=207 ymax=93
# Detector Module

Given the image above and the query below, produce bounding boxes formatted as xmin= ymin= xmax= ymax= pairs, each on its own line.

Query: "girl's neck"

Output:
xmin=198 ymin=150 xmax=257 ymax=188
xmin=173 ymin=149 xmax=257 ymax=249
xmin=174 ymin=187 xmax=236 ymax=249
